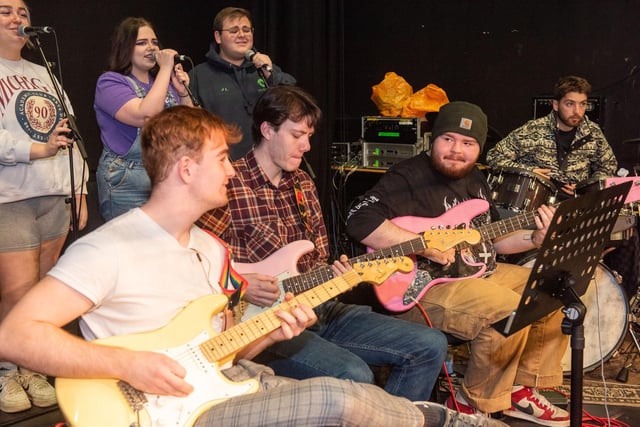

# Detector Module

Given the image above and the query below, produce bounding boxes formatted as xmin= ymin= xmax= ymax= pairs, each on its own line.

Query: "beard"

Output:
xmin=430 ymin=155 xmax=478 ymax=179
xmin=557 ymin=109 xmax=583 ymax=129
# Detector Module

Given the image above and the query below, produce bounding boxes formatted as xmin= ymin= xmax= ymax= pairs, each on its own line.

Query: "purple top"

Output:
xmin=94 ymin=71 xmax=180 ymax=155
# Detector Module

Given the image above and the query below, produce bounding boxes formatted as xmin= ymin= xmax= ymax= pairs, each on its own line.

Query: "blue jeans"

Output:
xmin=96 ymin=146 xmax=151 ymax=221
xmin=253 ymin=301 xmax=448 ymax=401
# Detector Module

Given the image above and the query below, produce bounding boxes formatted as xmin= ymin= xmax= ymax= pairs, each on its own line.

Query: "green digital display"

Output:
xmin=378 ymin=131 xmax=400 ymax=137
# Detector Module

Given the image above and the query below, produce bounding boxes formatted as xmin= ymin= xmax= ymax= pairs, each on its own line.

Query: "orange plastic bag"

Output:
xmin=401 ymin=83 xmax=449 ymax=117
xmin=370 ymin=72 xmax=413 ymax=117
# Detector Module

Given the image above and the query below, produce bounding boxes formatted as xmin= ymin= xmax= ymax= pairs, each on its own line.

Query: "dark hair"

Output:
xmin=553 ymin=75 xmax=592 ymax=100
xmin=141 ymin=106 xmax=241 ymax=185
xmin=107 ymin=17 xmax=159 ymax=76
xmin=251 ymin=85 xmax=322 ymax=144
xmin=213 ymin=7 xmax=251 ymax=31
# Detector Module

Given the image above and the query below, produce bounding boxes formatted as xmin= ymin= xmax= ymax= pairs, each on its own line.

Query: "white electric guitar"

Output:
xmin=55 ymin=257 xmax=414 ymax=427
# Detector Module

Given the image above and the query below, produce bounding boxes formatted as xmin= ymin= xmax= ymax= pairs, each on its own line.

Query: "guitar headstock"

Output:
xmin=352 ymin=256 xmax=414 ymax=285
xmin=422 ymin=228 xmax=481 ymax=252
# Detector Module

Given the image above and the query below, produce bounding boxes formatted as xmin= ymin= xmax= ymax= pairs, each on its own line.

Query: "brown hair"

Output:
xmin=251 ymin=85 xmax=322 ymax=144
xmin=553 ymin=75 xmax=592 ymax=100
xmin=107 ymin=17 xmax=159 ymax=75
xmin=141 ymin=106 xmax=241 ymax=185
xmin=213 ymin=7 xmax=252 ymax=31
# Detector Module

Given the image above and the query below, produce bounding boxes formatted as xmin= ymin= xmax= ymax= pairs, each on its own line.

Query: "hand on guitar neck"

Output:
xmin=239 ymin=292 xmax=318 ymax=361
xmin=239 ymin=249 xmax=360 ymax=313
xmin=241 ymin=254 xmax=354 ymax=311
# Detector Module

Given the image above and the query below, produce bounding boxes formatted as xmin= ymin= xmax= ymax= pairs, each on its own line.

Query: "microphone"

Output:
xmin=152 ymin=51 xmax=191 ymax=63
xmin=18 ymin=25 xmax=54 ymax=36
xmin=245 ymin=49 xmax=273 ymax=73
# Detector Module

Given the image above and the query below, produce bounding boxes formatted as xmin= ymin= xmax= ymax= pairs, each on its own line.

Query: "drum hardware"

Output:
xmin=615 ymin=288 xmax=640 ymax=382
xmin=519 ymin=256 xmax=628 ymax=374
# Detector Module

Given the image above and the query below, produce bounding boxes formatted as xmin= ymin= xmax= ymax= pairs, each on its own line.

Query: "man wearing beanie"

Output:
xmin=346 ymin=101 xmax=570 ymax=427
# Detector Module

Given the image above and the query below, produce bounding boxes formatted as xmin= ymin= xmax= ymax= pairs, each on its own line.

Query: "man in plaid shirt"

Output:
xmin=197 ymin=85 xmax=449 ymax=402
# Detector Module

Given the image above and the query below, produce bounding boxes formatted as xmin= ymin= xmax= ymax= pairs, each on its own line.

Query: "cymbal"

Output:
xmin=623 ymin=138 xmax=640 ymax=144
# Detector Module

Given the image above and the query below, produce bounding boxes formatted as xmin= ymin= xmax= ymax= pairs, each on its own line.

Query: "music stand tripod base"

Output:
xmin=493 ymin=180 xmax=632 ymax=427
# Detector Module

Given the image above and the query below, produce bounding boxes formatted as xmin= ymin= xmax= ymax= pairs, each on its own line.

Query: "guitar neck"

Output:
xmin=479 ymin=210 xmax=538 ymax=241
xmin=200 ymin=270 xmax=361 ymax=362
xmin=281 ymin=237 xmax=425 ymax=295
xmin=352 ymin=237 xmax=425 ymax=264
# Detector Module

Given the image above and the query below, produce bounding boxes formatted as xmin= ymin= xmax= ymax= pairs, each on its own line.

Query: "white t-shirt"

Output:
xmin=49 ymin=208 xmax=226 ymax=340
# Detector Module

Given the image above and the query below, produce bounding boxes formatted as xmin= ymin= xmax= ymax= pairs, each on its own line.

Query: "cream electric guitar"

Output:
xmin=235 ymin=219 xmax=481 ymax=320
xmin=55 ymin=257 xmax=414 ymax=427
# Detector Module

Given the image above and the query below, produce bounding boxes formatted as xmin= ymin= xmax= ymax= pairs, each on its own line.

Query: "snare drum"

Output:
xmin=519 ymin=255 xmax=628 ymax=373
xmin=487 ymin=167 xmax=558 ymax=214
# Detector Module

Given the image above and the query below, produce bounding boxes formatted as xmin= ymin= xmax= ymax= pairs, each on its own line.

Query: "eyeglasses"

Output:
xmin=219 ymin=26 xmax=254 ymax=35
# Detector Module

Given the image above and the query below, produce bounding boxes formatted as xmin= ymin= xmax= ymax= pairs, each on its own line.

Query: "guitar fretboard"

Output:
xmin=457 ymin=210 xmax=539 ymax=250
xmin=199 ymin=257 xmax=411 ymax=363
xmin=281 ymin=237 xmax=425 ymax=295
xmin=480 ymin=211 xmax=538 ymax=241
xmin=200 ymin=270 xmax=361 ymax=363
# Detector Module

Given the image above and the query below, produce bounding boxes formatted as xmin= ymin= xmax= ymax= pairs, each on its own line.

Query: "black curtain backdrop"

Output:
xmin=27 ymin=0 xmax=338 ymax=221
xmin=25 ymin=1 xmax=640 ymax=240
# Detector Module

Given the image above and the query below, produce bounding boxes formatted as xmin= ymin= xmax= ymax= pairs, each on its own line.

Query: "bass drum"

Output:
xmin=519 ymin=254 xmax=628 ymax=374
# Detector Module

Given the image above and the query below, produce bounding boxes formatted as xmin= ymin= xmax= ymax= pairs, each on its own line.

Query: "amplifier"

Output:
xmin=362 ymin=116 xmax=426 ymax=145
xmin=362 ymin=142 xmax=423 ymax=169
xmin=330 ymin=142 xmax=351 ymax=165
xmin=532 ymin=96 xmax=603 ymax=126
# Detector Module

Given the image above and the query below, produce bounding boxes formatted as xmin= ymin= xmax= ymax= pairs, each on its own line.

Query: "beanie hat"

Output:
xmin=430 ymin=101 xmax=488 ymax=151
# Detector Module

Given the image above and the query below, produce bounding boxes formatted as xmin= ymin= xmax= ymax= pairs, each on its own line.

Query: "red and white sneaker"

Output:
xmin=503 ymin=386 xmax=569 ymax=427
xmin=446 ymin=391 xmax=478 ymax=415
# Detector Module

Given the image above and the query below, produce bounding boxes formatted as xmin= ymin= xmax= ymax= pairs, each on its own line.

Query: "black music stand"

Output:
xmin=494 ymin=180 xmax=632 ymax=427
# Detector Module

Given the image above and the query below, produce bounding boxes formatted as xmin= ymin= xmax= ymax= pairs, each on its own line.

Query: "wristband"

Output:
xmin=526 ymin=232 xmax=542 ymax=249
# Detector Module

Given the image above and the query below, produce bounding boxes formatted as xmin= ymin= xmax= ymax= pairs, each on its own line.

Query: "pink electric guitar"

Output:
xmin=370 ymin=177 xmax=640 ymax=312
xmin=371 ymin=200 xmax=543 ymax=311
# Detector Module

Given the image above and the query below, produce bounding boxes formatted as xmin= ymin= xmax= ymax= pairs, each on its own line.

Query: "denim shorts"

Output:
xmin=0 ymin=196 xmax=69 ymax=252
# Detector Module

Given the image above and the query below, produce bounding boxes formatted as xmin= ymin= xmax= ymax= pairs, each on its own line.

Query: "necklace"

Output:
xmin=0 ymin=58 xmax=26 ymax=78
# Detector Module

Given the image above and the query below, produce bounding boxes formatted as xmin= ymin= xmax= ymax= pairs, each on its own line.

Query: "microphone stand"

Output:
xmin=32 ymin=34 xmax=87 ymax=239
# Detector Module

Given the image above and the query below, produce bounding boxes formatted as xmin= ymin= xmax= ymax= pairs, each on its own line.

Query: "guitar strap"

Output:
xmin=200 ymin=229 xmax=248 ymax=309
xmin=293 ymin=177 xmax=315 ymax=240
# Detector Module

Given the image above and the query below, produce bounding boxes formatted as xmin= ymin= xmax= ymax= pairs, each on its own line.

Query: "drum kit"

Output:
xmin=485 ymin=165 xmax=640 ymax=374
